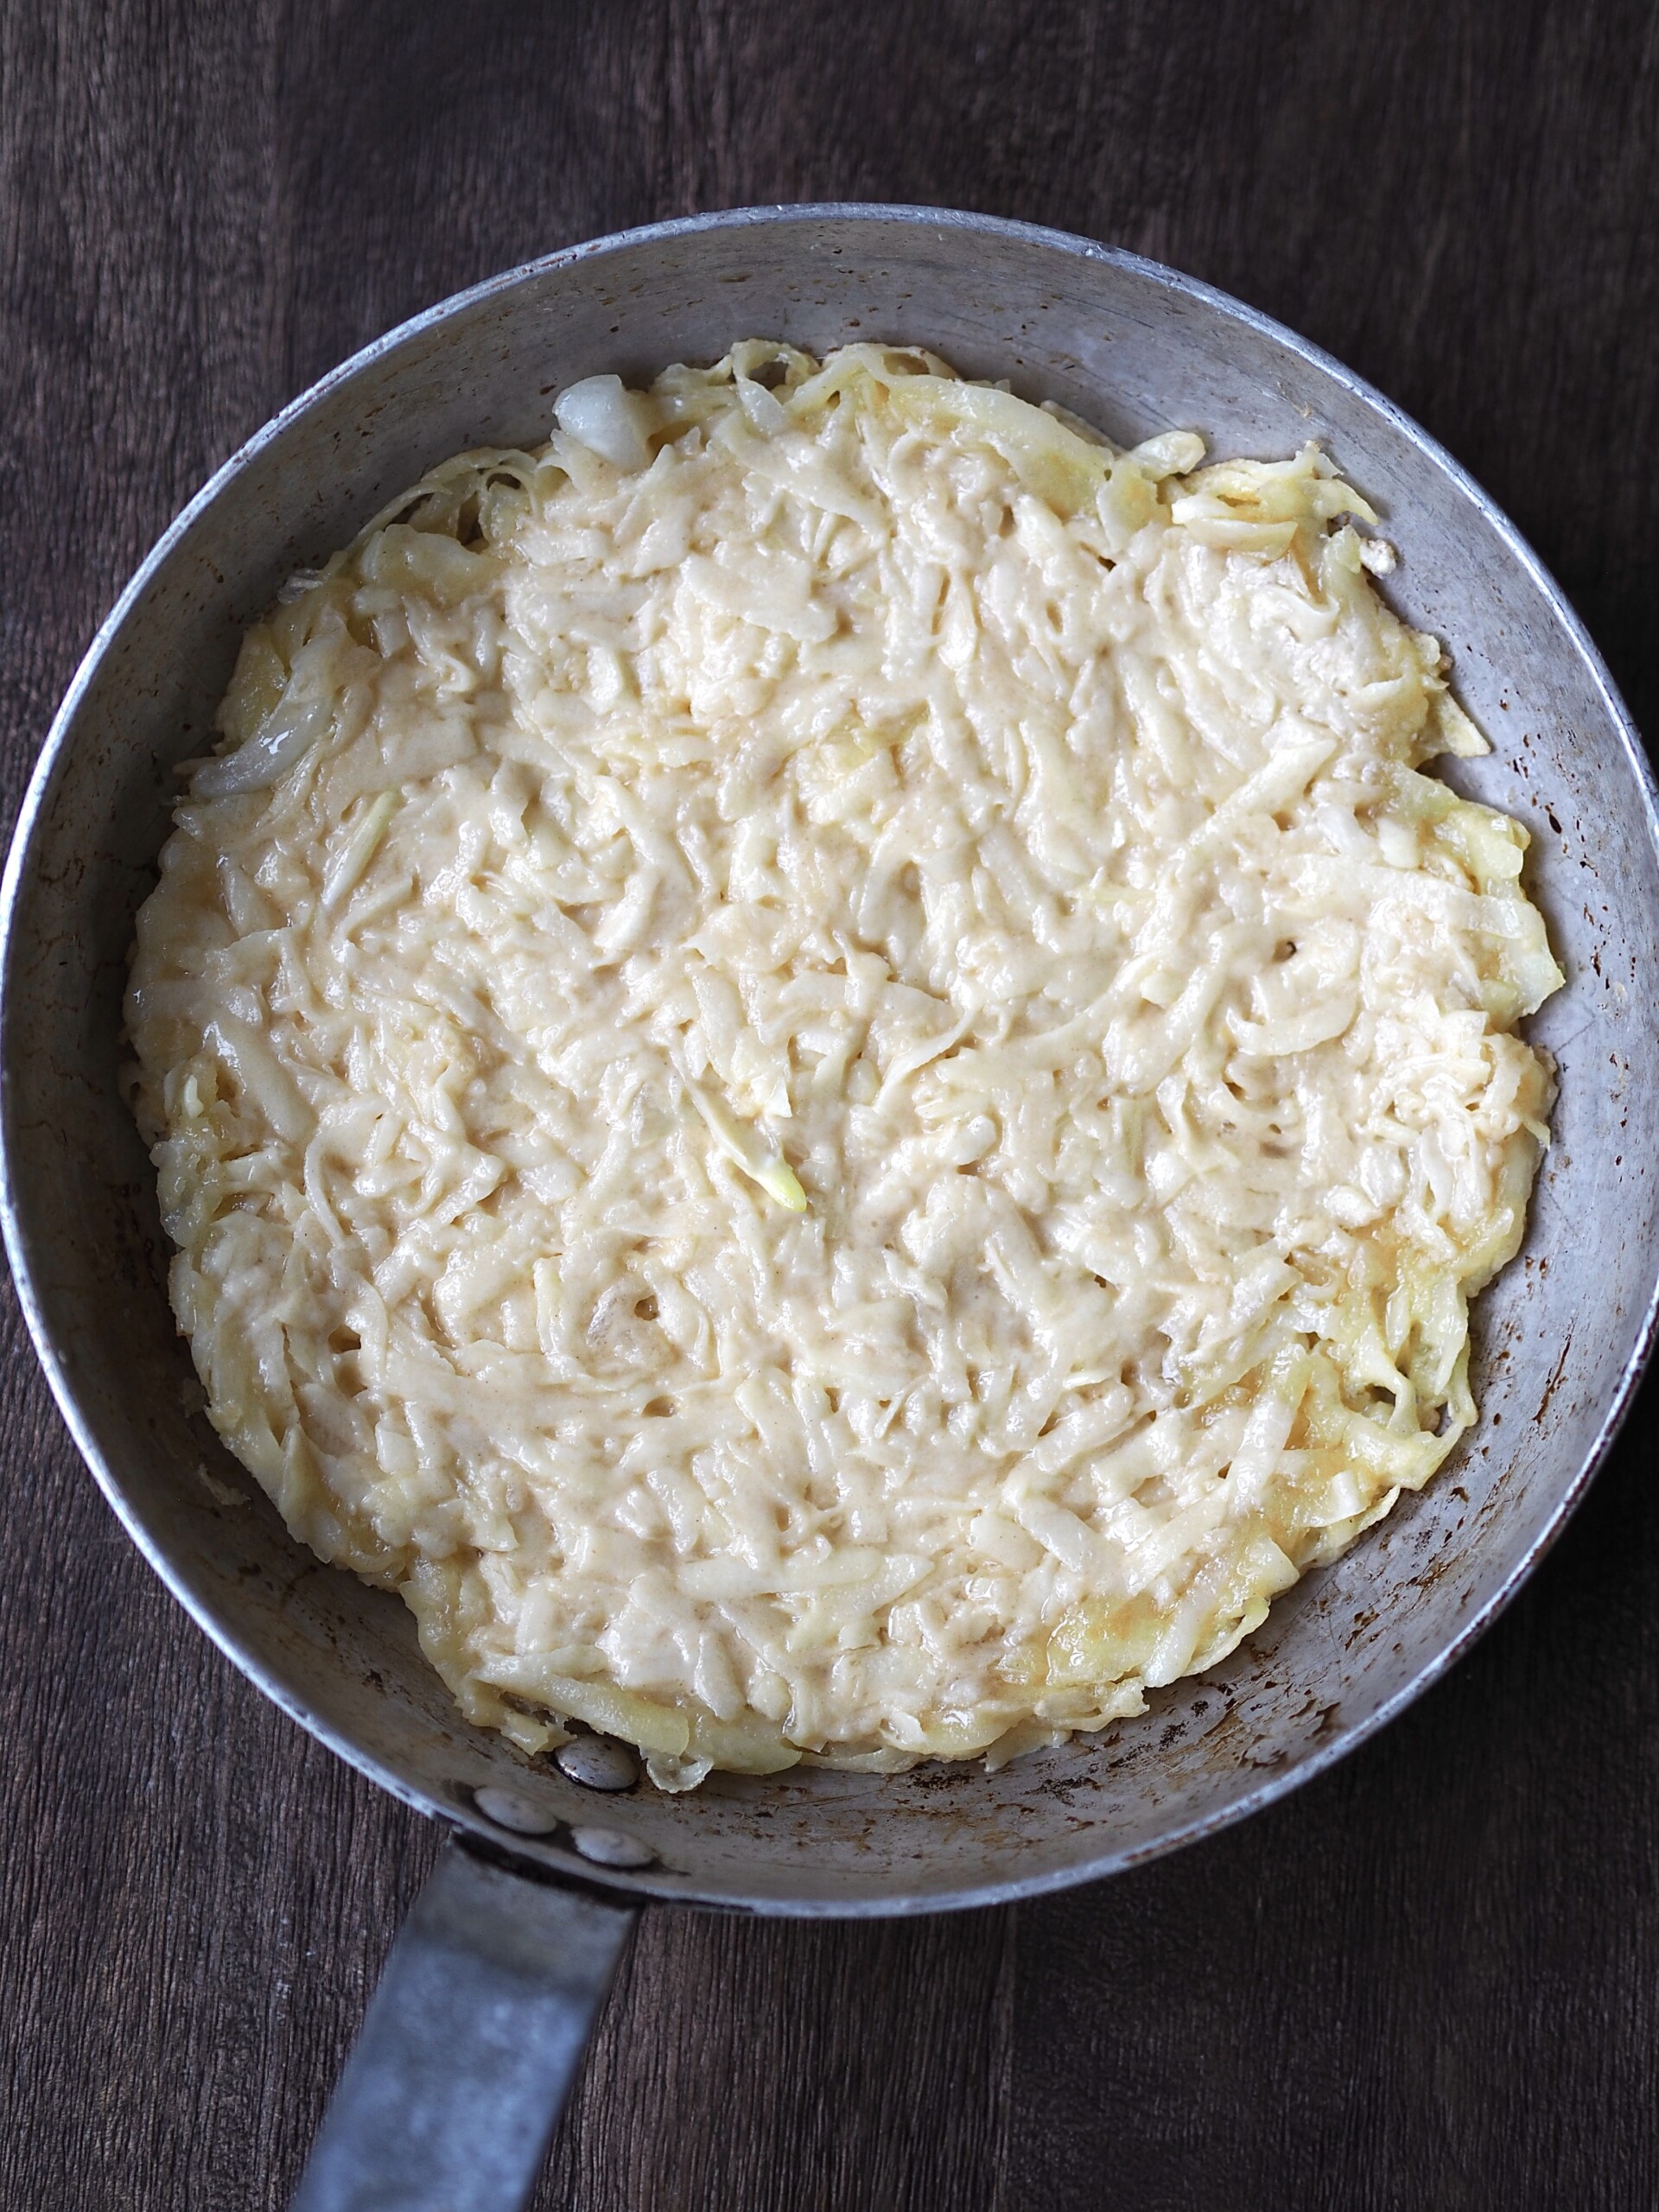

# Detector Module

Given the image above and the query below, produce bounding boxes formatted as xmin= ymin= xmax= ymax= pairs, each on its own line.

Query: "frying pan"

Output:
xmin=4 ymin=207 xmax=1656 ymax=2212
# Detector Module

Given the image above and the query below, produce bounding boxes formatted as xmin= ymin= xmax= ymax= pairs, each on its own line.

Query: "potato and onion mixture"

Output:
xmin=125 ymin=342 xmax=1559 ymax=1788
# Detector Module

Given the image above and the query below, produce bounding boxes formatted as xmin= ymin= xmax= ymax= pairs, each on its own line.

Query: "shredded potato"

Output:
xmin=124 ymin=341 xmax=1560 ymax=1789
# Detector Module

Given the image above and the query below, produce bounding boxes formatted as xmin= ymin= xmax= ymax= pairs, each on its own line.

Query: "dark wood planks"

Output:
xmin=2 ymin=3 xmax=1656 ymax=2206
xmin=545 ymin=1906 xmax=1014 ymax=2212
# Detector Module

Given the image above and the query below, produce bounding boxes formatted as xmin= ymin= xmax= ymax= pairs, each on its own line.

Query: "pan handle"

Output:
xmin=290 ymin=1834 xmax=639 ymax=2212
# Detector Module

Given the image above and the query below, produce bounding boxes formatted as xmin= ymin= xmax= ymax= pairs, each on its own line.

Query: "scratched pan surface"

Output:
xmin=3 ymin=207 xmax=1656 ymax=1916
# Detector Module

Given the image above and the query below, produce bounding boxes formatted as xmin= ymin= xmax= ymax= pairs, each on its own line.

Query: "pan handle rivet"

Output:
xmin=472 ymin=1784 xmax=559 ymax=1835
xmin=571 ymin=1824 xmax=657 ymax=1869
xmin=555 ymin=1735 xmax=640 ymax=1790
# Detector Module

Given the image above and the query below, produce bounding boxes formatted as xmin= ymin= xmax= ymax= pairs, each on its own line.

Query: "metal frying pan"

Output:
xmin=4 ymin=207 xmax=1656 ymax=2212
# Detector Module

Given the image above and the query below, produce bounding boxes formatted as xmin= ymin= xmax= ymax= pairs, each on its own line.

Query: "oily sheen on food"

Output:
xmin=124 ymin=342 xmax=1560 ymax=1789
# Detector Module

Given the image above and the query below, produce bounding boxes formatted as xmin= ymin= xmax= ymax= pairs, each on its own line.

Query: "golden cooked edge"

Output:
xmin=124 ymin=341 xmax=1561 ymax=1790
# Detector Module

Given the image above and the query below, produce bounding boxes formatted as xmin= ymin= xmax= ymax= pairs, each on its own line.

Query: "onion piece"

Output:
xmin=320 ymin=789 xmax=400 ymax=915
xmin=686 ymin=1081 xmax=807 ymax=1211
xmin=552 ymin=375 xmax=651 ymax=472
xmin=737 ymin=378 xmax=791 ymax=435
xmin=193 ymin=695 xmax=332 ymax=798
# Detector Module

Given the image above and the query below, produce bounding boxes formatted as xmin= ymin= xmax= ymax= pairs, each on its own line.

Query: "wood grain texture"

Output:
xmin=3 ymin=3 xmax=1657 ymax=2205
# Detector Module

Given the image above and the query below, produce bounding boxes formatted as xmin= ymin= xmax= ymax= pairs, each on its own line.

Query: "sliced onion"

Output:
xmin=193 ymin=695 xmax=332 ymax=798
xmin=685 ymin=1080 xmax=807 ymax=1212
xmin=737 ymin=378 xmax=790 ymax=435
xmin=553 ymin=375 xmax=651 ymax=472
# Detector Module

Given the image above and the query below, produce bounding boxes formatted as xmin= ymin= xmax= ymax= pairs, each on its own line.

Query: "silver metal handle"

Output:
xmin=291 ymin=1836 xmax=639 ymax=2212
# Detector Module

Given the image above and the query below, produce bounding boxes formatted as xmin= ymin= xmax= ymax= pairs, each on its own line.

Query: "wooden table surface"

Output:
xmin=4 ymin=4 xmax=1658 ymax=2205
